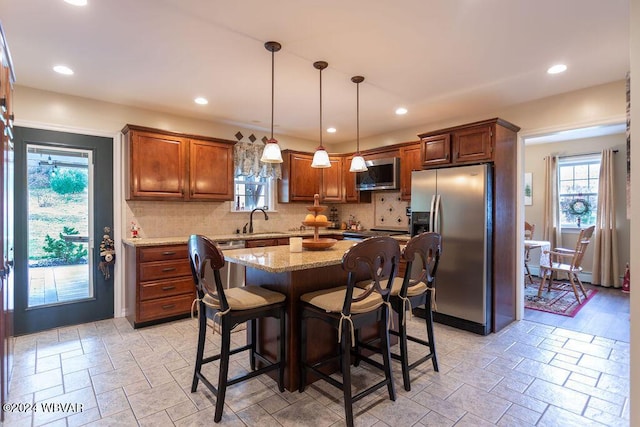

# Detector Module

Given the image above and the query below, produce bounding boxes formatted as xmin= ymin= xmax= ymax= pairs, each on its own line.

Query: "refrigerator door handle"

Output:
xmin=434 ymin=194 xmax=442 ymax=233
xmin=429 ymin=195 xmax=436 ymax=231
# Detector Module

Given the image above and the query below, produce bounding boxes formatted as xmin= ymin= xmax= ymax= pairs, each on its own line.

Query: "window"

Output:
xmin=558 ymin=155 xmax=600 ymax=228
xmin=232 ymin=175 xmax=275 ymax=212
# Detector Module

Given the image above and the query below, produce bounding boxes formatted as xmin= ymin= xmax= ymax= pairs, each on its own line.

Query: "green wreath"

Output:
xmin=565 ymin=198 xmax=591 ymax=218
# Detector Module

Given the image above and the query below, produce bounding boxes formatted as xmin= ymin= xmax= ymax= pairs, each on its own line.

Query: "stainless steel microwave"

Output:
xmin=356 ymin=157 xmax=400 ymax=191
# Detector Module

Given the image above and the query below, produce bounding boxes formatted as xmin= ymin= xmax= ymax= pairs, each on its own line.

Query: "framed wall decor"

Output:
xmin=524 ymin=172 xmax=533 ymax=206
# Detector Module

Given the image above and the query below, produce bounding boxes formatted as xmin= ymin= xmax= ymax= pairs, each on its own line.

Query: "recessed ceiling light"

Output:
xmin=194 ymin=97 xmax=208 ymax=105
xmin=326 ymin=127 xmax=336 ymax=133
xmin=547 ymin=64 xmax=567 ymax=74
xmin=53 ymin=65 xmax=74 ymax=75
xmin=64 ymin=0 xmax=88 ymax=6
xmin=395 ymin=107 xmax=408 ymax=115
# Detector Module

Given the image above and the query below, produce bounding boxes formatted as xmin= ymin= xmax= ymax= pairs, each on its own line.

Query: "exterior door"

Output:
xmin=13 ymin=127 xmax=114 ymax=335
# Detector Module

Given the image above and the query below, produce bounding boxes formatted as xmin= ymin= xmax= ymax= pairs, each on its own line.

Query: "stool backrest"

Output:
xmin=188 ymin=234 xmax=229 ymax=311
xmin=400 ymin=232 xmax=441 ymax=297
xmin=342 ymin=236 xmax=401 ymax=315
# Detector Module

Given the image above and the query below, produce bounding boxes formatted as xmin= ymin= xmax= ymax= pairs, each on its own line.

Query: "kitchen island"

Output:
xmin=223 ymin=240 xmax=382 ymax=391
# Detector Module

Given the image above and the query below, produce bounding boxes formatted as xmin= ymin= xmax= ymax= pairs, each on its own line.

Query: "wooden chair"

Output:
xmin=389 ymin=232 xmax=441 ymax=391
xmin=354 ymin=232 xmax=441 ymax=391
xmin=524 ymin=222 xmax=536 ymax=284
xmin=538 ymin=226 xmax=595 ymax=304
xmin=299 ymin=237 xmax=399 ymax=427
xmin=188 ymin=235 xmax=286 ymax=423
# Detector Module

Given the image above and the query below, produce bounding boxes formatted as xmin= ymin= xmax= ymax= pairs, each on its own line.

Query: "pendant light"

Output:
xmin=260 ymin=41 xmax=284 ymax=163
xmin=349 ymin=75 xmax=368 ymax=172
xmin=311 ymin=61 xmax=331 ymax=168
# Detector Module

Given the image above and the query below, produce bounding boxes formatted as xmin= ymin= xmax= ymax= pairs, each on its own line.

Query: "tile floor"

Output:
xmin=2 ymin=315 xmax=629 ymax=426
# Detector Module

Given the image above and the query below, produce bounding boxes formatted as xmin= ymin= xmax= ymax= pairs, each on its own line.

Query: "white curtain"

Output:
xmin=592 ymin=149 xmax=619 ymax=287
xmin=542 ymin=155 xmax=561 ymax=249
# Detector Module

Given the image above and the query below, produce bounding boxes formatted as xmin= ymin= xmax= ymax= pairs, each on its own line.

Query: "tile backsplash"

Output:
xmin=373 ymin=191 xmax=410 ymax=230
xmin=125 ymin=191 xmax=409 ymax=238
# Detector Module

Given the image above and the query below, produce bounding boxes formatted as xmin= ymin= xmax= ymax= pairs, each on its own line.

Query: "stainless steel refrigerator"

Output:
xmin=410 ymin=164 xmax=492 ymax=335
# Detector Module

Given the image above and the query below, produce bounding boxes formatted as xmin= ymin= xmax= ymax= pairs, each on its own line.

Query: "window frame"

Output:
xmin=231 ymin=174 xmax=277 ymax=213
xmin=557 ymin=154 xmax=600 ymax=229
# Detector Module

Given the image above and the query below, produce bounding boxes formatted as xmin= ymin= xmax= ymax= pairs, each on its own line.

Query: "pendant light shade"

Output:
xmin=311 ymin=61 xmax=331 ymax=168
xmin=349 ymin=75 xmax=368 ymax=173
xmin=260 ymin=41 xmax=283 ymax=163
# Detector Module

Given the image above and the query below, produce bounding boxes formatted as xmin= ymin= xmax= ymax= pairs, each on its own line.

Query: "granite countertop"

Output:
xmin=222 ymin=240 xmax=358 ymax=273
xmin=122 ymin=229 xmax=340 ymax=247
xmin=122 ymin=230 xmax=412 ymax=247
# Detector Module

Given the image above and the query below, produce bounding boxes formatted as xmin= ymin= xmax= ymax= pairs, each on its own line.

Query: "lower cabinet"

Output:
xmin=125 ymin=243 xmax=195 ymax=328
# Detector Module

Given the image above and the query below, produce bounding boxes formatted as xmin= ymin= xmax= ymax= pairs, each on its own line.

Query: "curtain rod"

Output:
xmin=544 ymin=149 xmax=618 ymax=160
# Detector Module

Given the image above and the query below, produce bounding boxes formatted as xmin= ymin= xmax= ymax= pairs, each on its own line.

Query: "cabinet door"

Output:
xmin=343 ymin=155 xmax=358 ymax=203
xmin=287 ymin=153 xmax=320 ymax=202
xmin=321 ymin=156 xmax=344 ymax=203
xmin=400 ymin=143 xmax=422 ymax=201
xmin=452 ymin=124 xmax=493 ymax=163
xmin=188 ymin=139 xmax=233 ymax=201
xmin=421 ymin=134 xmax=451 ymax=167
xmin=128 ymin=130 xmax=186 ymax=199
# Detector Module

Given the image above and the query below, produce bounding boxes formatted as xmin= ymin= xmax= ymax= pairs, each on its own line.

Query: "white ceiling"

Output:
xmin=0 ymin=0 xmax=630 ymax=145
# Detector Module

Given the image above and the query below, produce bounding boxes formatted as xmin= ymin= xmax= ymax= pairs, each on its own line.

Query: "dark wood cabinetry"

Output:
xmin=419 ymin=121 xmax=497 ymax=168
xmin=123 ymin=125 xmax=234 ymax=202
xmin=420 ymin=134 xmax=451 ymax=167
xmin=188 ymin=139 xmax=234 ymax=200
xmin=321 ymin=156 xmax=345 ymax=203
xmin=279 ymin=150 xmax=377 ymax=204
xmin=453 ymin=123 xmax=493 ymax=163
xmin=399 ymin=143 xmax=422 ymax=201
xmin=125 ymin=244 xmax=195 ymax=328
xmin=279 ymin=151 xmax=319 ymax=203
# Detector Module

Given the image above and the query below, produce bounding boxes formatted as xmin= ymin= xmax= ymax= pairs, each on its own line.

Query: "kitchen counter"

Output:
xmin=223 ymin=239 xmax=358 ymax=273
xmin=122 ymin=230 xmax=411 ymax=247
xmin=121 ymin=229 xmax=343 ymax=247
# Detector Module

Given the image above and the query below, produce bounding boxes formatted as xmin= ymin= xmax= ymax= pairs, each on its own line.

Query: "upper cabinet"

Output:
xmin=279 ymin=150 xmax=319 ymax=203
xmin=188 ymin=139 xmax=234 ymax=200
xmin=418 ymin=120 xmax=511 ymax=168
xmin=123 ymin=125 xmax=234 ymax=201
xmin=399 ymin=142 xmax=422 ymax=201
xmin=321 ymin=156 xmax=345 ymax=203
xmin=279 ymin=150 xmax=372 ymax=204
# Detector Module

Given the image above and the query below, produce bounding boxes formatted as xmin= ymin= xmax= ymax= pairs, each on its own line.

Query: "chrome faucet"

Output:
xmin=249 ymin=208 xmax=269 ymax=233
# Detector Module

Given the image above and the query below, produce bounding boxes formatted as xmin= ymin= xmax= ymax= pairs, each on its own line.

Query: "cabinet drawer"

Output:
xmin=139 ymin=245 xmax=188 ymax=262
xmin=139 ymin=294 xmax=194 ymax=322
xmin=140 ymin=277 xmax=194 ymax=301
xmin=245 ymin=238 xmax=279 ymax=248
xmin=139 ymin=259 xmax=191 ymax=281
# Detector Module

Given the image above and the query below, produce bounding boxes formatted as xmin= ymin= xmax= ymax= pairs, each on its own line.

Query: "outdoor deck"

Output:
xmin=28 ymin=264 xmax=90 ymax=307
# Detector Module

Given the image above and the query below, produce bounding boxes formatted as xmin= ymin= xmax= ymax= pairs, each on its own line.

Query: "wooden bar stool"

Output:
xmin=389 ymin=232 xmax=441 ymax=391
xmin=299 ymin=236 xmax=400 ymax=427
xmin=355 ymin=232 xmax=441 ymax=391
xmin=188 ymin=235 xmax=286 ymax=423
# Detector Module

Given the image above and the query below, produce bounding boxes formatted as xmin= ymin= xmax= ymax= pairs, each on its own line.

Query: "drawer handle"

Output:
xmin=162 ymin=304 xmax=176 ymax=310
xmin=162 ymin=285 xmax=176 ymax=291
xmin=162 ymin=267 xmax=176 ymax=272
xmin=162 ymin=251 xmax=177 ymax=256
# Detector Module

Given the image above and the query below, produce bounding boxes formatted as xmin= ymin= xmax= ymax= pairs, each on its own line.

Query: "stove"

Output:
xmin=342 ymin=228 xmax=409 ymax=240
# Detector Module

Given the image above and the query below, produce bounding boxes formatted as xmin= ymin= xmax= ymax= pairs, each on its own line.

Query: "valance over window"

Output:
xmin=233 ymin=140 xmax=281 ymax=179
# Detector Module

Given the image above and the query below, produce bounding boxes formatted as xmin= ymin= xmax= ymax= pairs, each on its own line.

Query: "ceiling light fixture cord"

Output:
xmin=349 ymin=75 xmax=367 ymax=172
xmin=319 ymin=65 xmax=323 ymax=148
xmin=260 ymin=41 xmax=283 ymax=164
xmin=311 ymin=61 xmax=331 ymax=168
xmin=270 ymin=44 xmax=275 ymax=140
